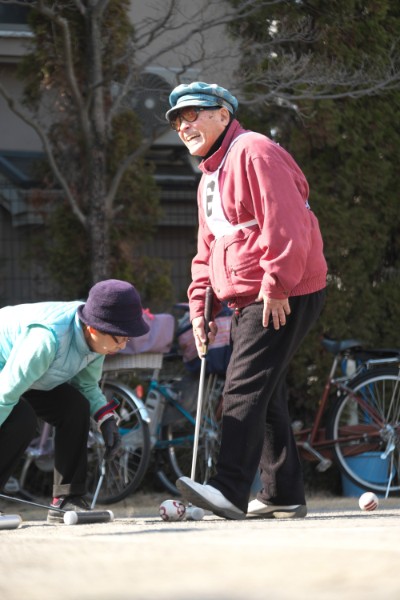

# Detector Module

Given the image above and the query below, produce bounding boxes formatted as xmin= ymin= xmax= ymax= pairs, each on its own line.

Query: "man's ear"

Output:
xmin=86 ymin=325 xmax=96 ymax=335
xmin=220 ymin=107 xmax=232 ymax=125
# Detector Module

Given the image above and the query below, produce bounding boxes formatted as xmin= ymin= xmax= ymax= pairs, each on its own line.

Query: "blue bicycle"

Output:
xmin=96 ymin=351 xmax=224 ymax=501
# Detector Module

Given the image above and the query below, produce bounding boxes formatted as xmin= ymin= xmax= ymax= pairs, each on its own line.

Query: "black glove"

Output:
xmin=100 ymin=416 xmax=121 ymax=460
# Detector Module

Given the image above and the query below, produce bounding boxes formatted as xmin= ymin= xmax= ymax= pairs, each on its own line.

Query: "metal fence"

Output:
xmin=0 ymin=189 xmax=199 ymax=308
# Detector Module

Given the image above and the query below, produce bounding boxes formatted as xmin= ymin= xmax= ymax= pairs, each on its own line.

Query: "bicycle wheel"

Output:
xmin=155 ymin=373 xmax=223 ymax=495
xmin=86 ymin=380 xmax=151 ymax=504
xmin=328 ymin=367 xmax=400 ymax=495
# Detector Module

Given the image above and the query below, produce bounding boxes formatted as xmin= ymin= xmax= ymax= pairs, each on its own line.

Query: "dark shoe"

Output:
xmin=176 ymin=477 xmax=245 ymax=520
xmin=247 ymin=498 xmax=307 ymax=519
xmin=47 ymin=495 xmax=91 ymax=524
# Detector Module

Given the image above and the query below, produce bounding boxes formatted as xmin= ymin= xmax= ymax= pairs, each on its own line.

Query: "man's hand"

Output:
xmin=256 ymin=292 xmax=291 ymax=330
xmin=192 ymin=316 xmax=218 ymax=357
xmin=100 ymin=416 xmax=121 ymax=460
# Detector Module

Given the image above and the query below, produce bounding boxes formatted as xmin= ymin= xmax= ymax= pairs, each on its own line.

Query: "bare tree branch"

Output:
xmin=237 ymin=42 xmax=400 ymax=109
xmin=105 ymin=140 xmax=152 ymax=215
xmin=34 ymin=0 xmax=89 ymax=132
xmin=130 ymin=1 xmax=400 ymax=108
xmin=0 ymin=81 xmax=86 ymax=225
xmin=1 ymin=0 xmax=399 ymax=280
xmin=72 ymin=0 xmax=86 ymax=17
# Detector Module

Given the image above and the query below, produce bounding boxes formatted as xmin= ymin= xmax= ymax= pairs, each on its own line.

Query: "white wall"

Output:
xmin=129 ymin=1 xmax=240 ymax=87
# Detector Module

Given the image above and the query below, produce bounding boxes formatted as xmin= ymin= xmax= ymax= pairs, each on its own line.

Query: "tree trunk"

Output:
xmin=86 ymin=6 xmax=110 ymax=284
xmin=87 ymin=148 xmax=110 ymax=283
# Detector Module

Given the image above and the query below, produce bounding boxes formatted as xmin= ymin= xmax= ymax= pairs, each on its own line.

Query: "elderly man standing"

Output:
xmin=165 ymin=82 xmax=327 ymax=520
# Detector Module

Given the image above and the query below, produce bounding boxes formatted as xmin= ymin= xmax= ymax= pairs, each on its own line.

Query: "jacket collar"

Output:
xmin=199 ymin=120 xmax=247 ymax=174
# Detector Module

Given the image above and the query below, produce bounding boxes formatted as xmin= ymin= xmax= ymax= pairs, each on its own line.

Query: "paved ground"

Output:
xmin=1 ymin=492 xmax=400 ymax=600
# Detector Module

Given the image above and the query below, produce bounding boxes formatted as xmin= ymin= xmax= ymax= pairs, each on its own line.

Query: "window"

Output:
xmin=0 ymin=5 xmax=31 ymax=26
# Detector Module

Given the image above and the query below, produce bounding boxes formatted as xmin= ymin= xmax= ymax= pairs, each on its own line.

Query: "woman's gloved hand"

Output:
xmin=100 ymin=416 xmax=121 ymax=460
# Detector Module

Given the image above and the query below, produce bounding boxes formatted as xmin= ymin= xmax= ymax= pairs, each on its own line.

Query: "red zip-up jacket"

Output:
xmin=188 ymin=120 xmax=327 ymax=321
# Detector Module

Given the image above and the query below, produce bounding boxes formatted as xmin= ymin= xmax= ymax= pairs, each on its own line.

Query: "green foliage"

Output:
xmin=18 ymin=0 xmax=134 ymax=106
xmin=17 ymin=0 xmax=173 ymax=307
xmin=30 ymin=201 xmax=91 ymax=299
xmin=286 ymin=96 xmax=400 ymax=354
xmin=228 ymin=0 xmax=400 ymax=416
xmin=114 ymin=254 xmax=175 ymax=313
xmin=108 ymin=110 xmax=162 ymax=240
xmin=27 ymin=105 xmax=171 ymax=306
xmin=31 ymin=190 xmax=173 ymax=310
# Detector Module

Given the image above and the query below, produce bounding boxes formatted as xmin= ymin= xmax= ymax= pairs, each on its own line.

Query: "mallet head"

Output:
xmin=0 ymin=514 xmax=22 ymax=530
xmin=63 ymin=510 xmax=114 ymax=525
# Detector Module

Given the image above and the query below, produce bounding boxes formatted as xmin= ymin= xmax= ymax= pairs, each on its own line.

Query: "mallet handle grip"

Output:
xmin=202 ymin=286 xmax=213 ymax=356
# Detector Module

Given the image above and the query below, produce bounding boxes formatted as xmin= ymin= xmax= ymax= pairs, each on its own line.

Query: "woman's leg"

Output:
xmin=0 ymin=399 xmax=37 ymax=491
xmin=25 ymin=384 xmax=90 ymax=498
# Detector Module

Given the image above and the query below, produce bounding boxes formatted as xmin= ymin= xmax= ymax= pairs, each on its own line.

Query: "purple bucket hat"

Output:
xmin=77 ymin=279 xmax=150 ymax=338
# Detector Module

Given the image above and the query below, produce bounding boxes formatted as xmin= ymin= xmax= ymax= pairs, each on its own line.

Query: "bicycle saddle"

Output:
xmin=321 ymin=337 xmax=364 ymax=354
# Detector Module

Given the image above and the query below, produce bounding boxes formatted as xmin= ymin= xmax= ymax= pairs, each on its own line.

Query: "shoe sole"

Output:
xmin=247 ymin=505 xmax=307 ymax=519
xmin=47 ymin=513 xmax=64 ymax=524
xmin=176 ymin=480 xmax=245 ymax=521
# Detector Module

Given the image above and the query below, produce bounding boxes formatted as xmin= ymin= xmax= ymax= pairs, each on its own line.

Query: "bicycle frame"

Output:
xmin=149 ymin=381 xmax=196 ymax=450
xmin=294 ymin=352 xmax=400 ymax=470
xmin=147 ymin=376 xmax=219 ymax=452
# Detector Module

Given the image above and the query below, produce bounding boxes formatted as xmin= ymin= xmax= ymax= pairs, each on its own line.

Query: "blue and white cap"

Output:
xmin=165 ymin=82 xmax=238 ymax=121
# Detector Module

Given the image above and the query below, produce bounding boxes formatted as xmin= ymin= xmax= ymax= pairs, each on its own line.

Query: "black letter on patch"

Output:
xmin=205 ymin=181 xmax=215 ymax=217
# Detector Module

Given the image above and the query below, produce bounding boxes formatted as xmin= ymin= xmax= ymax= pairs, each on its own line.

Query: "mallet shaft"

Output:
xmin=0 ymin=492 xmax=113 ymax=525
xmin=0 ymin=492 xmax=57 ymax=513
xmin=91 ymin=458 xmax=106 ymax=510
xmin=191 ymin=286 xmax=213 ymax=480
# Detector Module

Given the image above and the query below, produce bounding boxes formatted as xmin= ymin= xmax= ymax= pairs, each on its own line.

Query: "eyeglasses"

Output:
xmin=169 ymin=106 xmax=219 ymax=131
xmin=110 ymin=334 xmax=130 ymax=345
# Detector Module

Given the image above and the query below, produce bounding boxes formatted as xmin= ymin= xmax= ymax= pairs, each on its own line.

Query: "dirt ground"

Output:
xmin=2 ymin=492 xmax=400 ymax=600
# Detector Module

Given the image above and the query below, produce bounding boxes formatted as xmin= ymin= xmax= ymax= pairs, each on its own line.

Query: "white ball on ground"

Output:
xmin=159 ymin=499 xmax=186 ymax=521
xmin=64 ymin=511 xmax=78 ymax=525
xmin=359 ymin=492 xmax=379 ymax=512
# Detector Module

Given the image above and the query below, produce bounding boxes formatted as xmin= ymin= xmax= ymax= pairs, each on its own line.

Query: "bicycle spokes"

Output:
xmin=329 ymin=369 xmax=400 ymax=495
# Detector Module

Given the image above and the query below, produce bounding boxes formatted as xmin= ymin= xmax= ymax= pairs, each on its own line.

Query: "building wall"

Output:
xmin=0 ymin=206 xmax=62 ymax=305
xmin=128 ymin=1 xmax=239 ymax=88
xmin=0 ymin=1 xmax=239 ymax=306
xmin=0 ymin=64 xmax=42 ymax=151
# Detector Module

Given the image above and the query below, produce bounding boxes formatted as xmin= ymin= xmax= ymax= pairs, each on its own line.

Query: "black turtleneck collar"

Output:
xmin=203 ymin=119 xmax=234 ymax=160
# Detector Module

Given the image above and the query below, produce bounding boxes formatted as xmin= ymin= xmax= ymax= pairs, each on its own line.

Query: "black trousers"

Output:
xmin=208 ymin=290 xmax=325 ymax=513
xmin=0 ymin=383 xmax=90 ymax=498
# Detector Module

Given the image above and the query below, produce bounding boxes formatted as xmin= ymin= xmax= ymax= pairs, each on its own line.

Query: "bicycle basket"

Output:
xmin=119 ymin=312 xmax=175 ymax=355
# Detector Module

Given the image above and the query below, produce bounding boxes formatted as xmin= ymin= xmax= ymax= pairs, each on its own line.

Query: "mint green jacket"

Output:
xmin=0 ymin=300 xmax=108 ymax=427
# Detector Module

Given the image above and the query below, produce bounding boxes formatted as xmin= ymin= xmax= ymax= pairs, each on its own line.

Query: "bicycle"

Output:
xmin=98 ymin=350 xmax=224 ymax=500
xmin=8 ymin=302 xmax=230 ymax=503
xmin=293 ymin=336 xmax=400 ymax=497
xmin=9 ymin=334 xmax=400 ymax=503
xmin=9 ymin=349 xmax=223 ymax=504
xmin=94 ymin=301 xmax=230 ymax=500
xmin=7 ymin=353 xmax=157 ymax=503
xmin=97 ymin=334 xmax=400 ymax=501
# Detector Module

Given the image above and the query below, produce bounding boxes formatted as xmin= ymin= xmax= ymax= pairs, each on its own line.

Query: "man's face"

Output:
xmin=176 ymin=106 xmax=231 ymax=156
